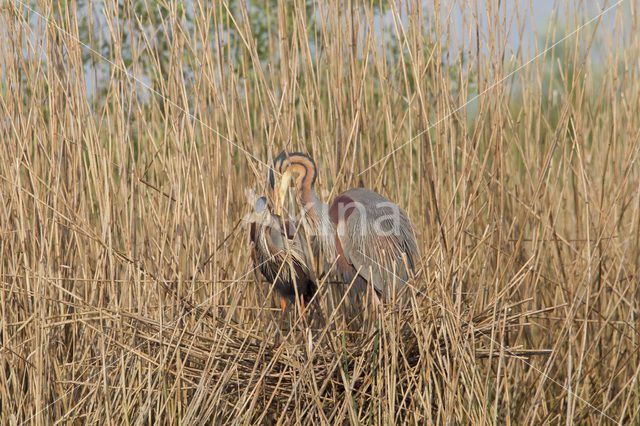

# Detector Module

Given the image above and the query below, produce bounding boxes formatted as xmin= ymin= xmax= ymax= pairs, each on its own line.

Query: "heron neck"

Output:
xmin=299 ymin=177 xmax=314 ymax=209
xmin=303 ymin=189 xmax=324 ymax=221
xmin=302 ymin=190 xmax=336 ymax=260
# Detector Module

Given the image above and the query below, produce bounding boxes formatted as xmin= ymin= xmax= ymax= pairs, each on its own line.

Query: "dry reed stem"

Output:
xmin=1 ymin=0 xmax=639 ymax=423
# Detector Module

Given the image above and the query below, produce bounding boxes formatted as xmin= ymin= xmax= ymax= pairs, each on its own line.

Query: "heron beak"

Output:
xmin=275 ymin=170 xmax=291 ymax=215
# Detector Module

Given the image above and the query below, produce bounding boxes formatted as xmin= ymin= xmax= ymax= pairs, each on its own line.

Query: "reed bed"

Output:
xmin=1 ymin=0 xmax=639 ymax=423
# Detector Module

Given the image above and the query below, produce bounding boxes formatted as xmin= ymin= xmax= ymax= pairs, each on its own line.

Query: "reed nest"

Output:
xmin=68 ymin=279 xmax=553 ymax=423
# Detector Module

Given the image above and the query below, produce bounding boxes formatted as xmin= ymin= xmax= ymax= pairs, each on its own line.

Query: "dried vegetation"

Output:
xmin=1 ymin=0 xmax=639 ymax=423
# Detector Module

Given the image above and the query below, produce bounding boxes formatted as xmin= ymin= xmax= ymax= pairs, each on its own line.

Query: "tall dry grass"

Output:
xmin=1 ymin=0 xmax=639 ymax=423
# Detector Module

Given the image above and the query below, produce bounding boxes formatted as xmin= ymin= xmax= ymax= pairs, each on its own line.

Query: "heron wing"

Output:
xmin=334 ymin=188 xmax=418 ymax=295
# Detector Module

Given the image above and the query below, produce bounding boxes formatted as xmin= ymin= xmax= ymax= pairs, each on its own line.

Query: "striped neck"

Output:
xmin=273 ymin=151 xmax=335 ymax=259
xmin=275 ymin=152 xmax=317 ymax=218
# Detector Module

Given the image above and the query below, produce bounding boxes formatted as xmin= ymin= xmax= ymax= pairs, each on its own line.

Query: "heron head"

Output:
xmin=271 ymin=151 xmax=317 ymax=214
xmin=254 ymin=196 xmax=267 ymax=214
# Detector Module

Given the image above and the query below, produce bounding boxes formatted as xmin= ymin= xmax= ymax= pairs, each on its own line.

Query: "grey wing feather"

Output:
xmin=337 ymin=188 xmax=418 ymax=295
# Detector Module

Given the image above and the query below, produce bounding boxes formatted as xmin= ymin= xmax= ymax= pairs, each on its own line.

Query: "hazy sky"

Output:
xmin=25 ymin=0 xmax=622 ymax=99
xmin=424 ymin=0 xmax=615 ymax=57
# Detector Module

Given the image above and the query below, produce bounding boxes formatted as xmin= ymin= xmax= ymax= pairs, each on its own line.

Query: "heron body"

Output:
xmin=249 ymin=196 xmax=316 ymax=327
xmin=329 ymin=188 xmax=417 ymax=295
xmin=271 ymin=152 xmax=418 ymax=300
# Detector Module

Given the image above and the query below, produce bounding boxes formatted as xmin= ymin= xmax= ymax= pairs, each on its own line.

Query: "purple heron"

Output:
xmin=249 ymin=196 xmax=316 ymax=329
xmin=270 ymin=152 xmax=418 ymax=303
